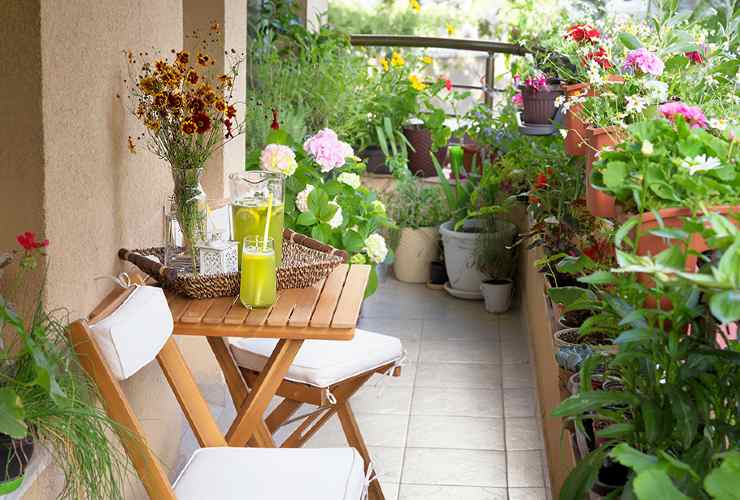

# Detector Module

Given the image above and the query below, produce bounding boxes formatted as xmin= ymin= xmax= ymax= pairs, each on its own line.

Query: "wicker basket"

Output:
xmin=119 ymin=229 xmax=347 ymax=299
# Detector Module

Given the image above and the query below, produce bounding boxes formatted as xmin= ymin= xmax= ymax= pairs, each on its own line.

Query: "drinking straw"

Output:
xmin=263 ymin=192 xmax=273 ymax=252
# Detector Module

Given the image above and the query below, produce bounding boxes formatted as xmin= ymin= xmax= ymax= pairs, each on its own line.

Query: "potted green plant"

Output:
xmin=384 ymin=176 xmax=450 ymax=283
xmin=0 ymin=233 xmax=127 ymax=498
xmin=553 ymin=214 xmax=739 ymax=498
xmin=592 ymin=115 xmax=739 ymax=268
xmin=475 ymin=217 xmax=519 ymax=313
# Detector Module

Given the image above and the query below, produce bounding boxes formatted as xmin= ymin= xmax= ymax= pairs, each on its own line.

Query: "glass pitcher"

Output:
xmin=229 ymin=171 xmax=285 ymax=266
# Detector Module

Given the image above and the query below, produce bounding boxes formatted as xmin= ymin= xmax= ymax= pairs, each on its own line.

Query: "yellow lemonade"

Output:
xmin=240 ymin=246 xmax=277 ymax=308
xmin=231 ymin=200 xmax=284 ymax=266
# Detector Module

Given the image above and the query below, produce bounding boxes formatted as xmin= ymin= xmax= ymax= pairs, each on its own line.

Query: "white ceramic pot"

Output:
xmin=393 ymin=227 xmax=440 ymax=283
xmin=439 ymin=219 xmax=485 ymax=293
xmin=481 ymin=279 xmax=513 ymax=313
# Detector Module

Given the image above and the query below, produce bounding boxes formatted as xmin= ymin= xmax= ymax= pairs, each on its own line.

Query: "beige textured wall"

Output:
xmin=183 ymin=0 xmax=247 ymax=202
xmin=2 ymin=1 xmax=247 ymax=498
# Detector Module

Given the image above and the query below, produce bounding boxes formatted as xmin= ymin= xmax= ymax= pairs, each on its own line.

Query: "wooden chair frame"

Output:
xmin=209 ymin=337 xmax=401 ymax=500
xmin=69 ymin=279 xmax=358 ymax=499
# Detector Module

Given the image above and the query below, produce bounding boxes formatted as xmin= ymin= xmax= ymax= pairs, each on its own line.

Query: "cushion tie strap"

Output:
xmin=374 ymin=350 xmax=408 ymax=398
xmin=324 ymin=388 xmax=337 ymax=405
xmin=94 ymin=272 xmax=134 ymax=289
xmin=361 ymin=460 xmax=378 ymax=500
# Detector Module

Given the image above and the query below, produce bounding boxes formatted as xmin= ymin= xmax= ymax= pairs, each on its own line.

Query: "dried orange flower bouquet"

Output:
xmin=123 ymin=25 xmax=244 ymax=269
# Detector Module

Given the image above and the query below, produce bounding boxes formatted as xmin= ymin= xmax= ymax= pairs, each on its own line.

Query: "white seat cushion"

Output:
xmin=173 ymin=447 xmax=365 ymax=500
xmin=229 ymin=329 xmax=404 ymax=388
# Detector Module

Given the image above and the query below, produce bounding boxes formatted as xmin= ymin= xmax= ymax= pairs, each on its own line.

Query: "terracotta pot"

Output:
xmin=462 ymin=141 xmax=484 ymax=173
xmin=393 ymin=227 xmax=440 ymax=283
xmin=562 ymin=83 xmax=592 ymax=156
xmin=403 ymin=126 xmax=448 ymax=178
xmin=629 ymin=206 xmax=740 ymax=310
xmin=360 ymin=145 xmax=390 ymax=175
xmin=520 ymin=83 xmax=564 ymax=125
xmin=585 ymin=126 xmax=625 ymax=218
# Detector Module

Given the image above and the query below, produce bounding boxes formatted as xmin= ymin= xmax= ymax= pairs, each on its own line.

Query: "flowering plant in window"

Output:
xmin=123 ymin=25 xmax=245 ymax=267
xmin=592 ymin=116 xmax=739 ymax=212
xmin=254 ymin=126 xmax=392 ymax=295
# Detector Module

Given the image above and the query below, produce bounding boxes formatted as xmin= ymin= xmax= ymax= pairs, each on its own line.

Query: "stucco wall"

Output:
xmin=1 ymin=1 xmax=246 ymax=498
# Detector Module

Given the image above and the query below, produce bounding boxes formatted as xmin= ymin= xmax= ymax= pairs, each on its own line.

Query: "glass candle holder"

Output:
xmin=239 ymin=236 xmax=277 ymax=308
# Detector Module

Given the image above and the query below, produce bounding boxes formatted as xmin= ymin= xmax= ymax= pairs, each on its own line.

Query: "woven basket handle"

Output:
xmin=283 ymin=228 xmax=349 ymax=263
xmin=118 ymin=249 xmax=177 ymax=286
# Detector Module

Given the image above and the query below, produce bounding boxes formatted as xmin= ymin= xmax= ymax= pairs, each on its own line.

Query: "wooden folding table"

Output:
xmin=165 ymin=263 xmax=370 ymax=447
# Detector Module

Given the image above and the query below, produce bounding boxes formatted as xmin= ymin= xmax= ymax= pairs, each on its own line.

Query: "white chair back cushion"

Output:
xmin=89 ymin=286 xmax=173 ymax=380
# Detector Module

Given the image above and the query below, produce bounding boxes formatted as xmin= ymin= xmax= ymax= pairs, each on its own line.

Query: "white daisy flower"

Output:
xmin=680 ymin=155 xmax=722 ymax=175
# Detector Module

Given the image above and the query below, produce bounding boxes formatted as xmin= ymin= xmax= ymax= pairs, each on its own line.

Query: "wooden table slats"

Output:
xmin=288 ymin=279 xmax=326 ymax=328
xmin=168 ymin=264 xmax=369 ymax=338
xmin=202 ymin=296 xmax=237 ymax=324
xmin=180 ymin=298 xmax=215 ymax=324
xmin=309 ymin=265 xmax=350 ymax=328
xmin=331 ymin=265 xmax=371 ymax=328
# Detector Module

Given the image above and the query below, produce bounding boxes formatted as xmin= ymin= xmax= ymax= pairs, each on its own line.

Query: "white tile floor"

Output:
xmin=175 ymin=268 xmax=550 ymax=499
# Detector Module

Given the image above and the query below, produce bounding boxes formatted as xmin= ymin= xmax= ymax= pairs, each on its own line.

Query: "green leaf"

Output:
xmin=615 ymin=328 xmax=655 ymax=345
xmin=618 ymin=32 xmax=643 ymax=49
xmin=342 ymin=231 xmax=365 ymax=253
xmin=560 ymin=448 xmax=608 ymax=500
xmin=552 ymin=391 xmax=639 ymax=417
xmin=633 ymin=468 xmax=691 ymax=500
xmin=296 ymin=211 xmax=317 ymax=226
xmin=615 ymin=218 xmax=640 ymax=249
xmin=578 ymin=271 xmax=617 ymax=285
xmin=704 ymin=451 xmax=740 ymax=500
xmin=595 ymin=422 xmax=635 ymax=439
xmin=310 ymin=223 xmax=331 ymax=243
xmin=670 ymin=388 xmax=697 ymax=449
xmin=0 ymin=388 xmax=27 ymax=439
xmin=603 ymin=161 xmax=628 ymax=190
xmin=318 ymin=202 xmax=338 ymax=224
xmin=611 ymin=443 xmax=658 ymax=472
xmin=364 ymin=265 xmax=378 ymax=298
xmin=307 ymin=188 xmax=329 ymax=215
xmin=710 ymin=291 xmax=740 ymax=324
xmin=547 ymin=287 xmax=597 ymax=308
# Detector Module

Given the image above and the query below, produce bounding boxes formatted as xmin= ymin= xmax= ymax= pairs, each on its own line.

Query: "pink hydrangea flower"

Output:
xmin=260 ymin=144 xmax=297 ymax=176
xmin=303 ymin=129 xmax=354 ymax=172
xmin=659 ymin=102 xmax=708 ymax=128
xmin=623 ymin=48 xmax=664 ymax=76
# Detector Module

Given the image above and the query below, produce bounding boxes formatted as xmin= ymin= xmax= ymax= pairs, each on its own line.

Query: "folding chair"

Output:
xmin=69 ymin=278 xmax=368 ymax=499
xmin=215 ymin=329 xmax=405 ymax=500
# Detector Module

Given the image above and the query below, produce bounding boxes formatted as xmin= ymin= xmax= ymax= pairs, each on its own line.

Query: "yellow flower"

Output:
xmin=181 ymin=119 xmax=197 ymax=135
xmin=379 ymin=57 xmax=389 ymax=72
xmin=446 ymin=23 xmax=456 ymax=36
xmin=409 ymin=0 xmax=421 ymax=13
xmin=422 ymin=55 xmax=433 ymax=65
xmin=391 ymin=52 xmax=405 ymax=68
xmin=409 ymin=74 xmax=426 ymax=91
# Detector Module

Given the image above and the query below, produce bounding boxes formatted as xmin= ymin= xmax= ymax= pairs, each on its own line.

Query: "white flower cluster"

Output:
xmin=363 ymin=233 xmax=388 ymax=264
xmin=327 ymin=201 xmax=343 ymax=229
xmin=337 ymin=172 xmax=361 ymax=189
xmin=625 ymin=95 xmax=648 ymax=114
xmin=296 ymin=184 xmax=315 ymax=213
xmin=641 ymin=80 xmax=669 ymax=103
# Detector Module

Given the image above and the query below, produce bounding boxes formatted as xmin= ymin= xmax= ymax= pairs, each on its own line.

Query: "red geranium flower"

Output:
xmin=685 ymin=51 xmax=704 ymax=64
xmin=17 ymin=231 xmax=49 ymax=251
xmin=534 ymin=173 xmax=549 ymax=189
xmin=566 ymin=24 xmax=600 ymax=43
xmin=582 ymin=46 xmax=612 ymax=69
xmin=444 ymin=78 xmax=453 ymax=91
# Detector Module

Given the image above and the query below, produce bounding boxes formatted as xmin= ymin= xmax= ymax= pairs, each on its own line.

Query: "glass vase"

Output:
xmin=170 ymin=167 xmax=208 ymax=272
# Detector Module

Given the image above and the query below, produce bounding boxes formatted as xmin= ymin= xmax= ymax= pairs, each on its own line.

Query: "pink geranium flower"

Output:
xmin=623 ymin=48 xmax=664 ymax=76
xmin=659 ymin=102 xmax=708 ymax=128
xmin=685 ymin=51 xmax=704 ymax=64
xmin=303 ymin=129 xmax=354 ymax=172
xmin=512 ymin=92 xmax=524 ymax=107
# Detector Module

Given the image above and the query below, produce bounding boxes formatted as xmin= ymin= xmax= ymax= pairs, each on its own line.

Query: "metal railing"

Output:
xmin=349 ymin=35 xmax=529 ymax=107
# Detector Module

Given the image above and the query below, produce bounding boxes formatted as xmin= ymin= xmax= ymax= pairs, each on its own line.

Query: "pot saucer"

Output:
xmin=443 ymin=282 xmax=483 ymax=300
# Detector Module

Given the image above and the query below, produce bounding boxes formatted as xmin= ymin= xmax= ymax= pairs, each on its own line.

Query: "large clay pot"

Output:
xmin=562 ymin=82 xmax=593 ymax=156
xmin=520 ymin=82 xmax=564 ymax=125
xmin=403 ymin=126 xmax=448 ymax=178
xmin=393 ymin=227 xmax=440 ymax=283
xmin=585 ymin=126 xmax=625 ymax=218
xmin=439 ymin=219 xmax=486 ymax=293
